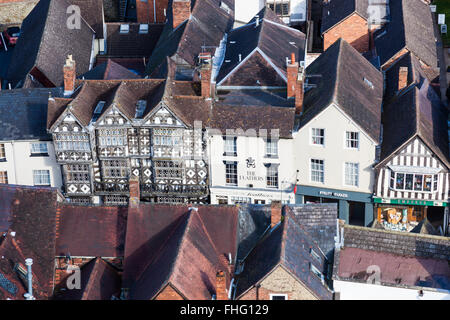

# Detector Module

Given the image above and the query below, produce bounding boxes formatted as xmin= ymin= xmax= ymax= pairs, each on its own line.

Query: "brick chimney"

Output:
xmin=172 ymin=0 xmax=191 ymax=29
xmin=398 ymin=67 xmax=408 ymax=92
xmin=129 ymin=176 xmax=140 ymax=207
xmin=295 ymin=67 xmax=305 ymax=114
xmin=271 ymin=202 xmax=282 ymax=228
xmin=63 ymin=55 xmax=76 ymax=97
xmin=199 ymin=52 xmax=212 ymax=98
xmin=216 ymin=270 xmax=228 ymax=300
xmin=287 ymin=53 xmax=299 ymax=99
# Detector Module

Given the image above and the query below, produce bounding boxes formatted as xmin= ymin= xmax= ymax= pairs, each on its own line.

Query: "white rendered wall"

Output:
xmin=234 ymin=0 xmax=265 ymax=26
xmin=0 ymin=140 xmax=63 ymax=189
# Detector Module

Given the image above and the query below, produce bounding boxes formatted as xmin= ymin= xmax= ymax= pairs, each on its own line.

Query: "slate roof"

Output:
xmin=321 ymin=0 xmax=369 ymax=34
xmin=146 ymin=0 xmax=235 ymax=76
xmin=374 ymin=0 xmax=438 ymax=68
xmin=378 ymin=77 xmax=450 ymax=168
xmin=80 ymin=59 xmax=141 ymax=80
xmin=105 ymin=23 xmax=164 ymax=58
xmin=0 ymin=185 xmax=58 ymax=300
xmin=55 ymin=205 xmax=128 ymax=258
xmin=0 ymin=87 xmax=62 ymax=141
xmin=69 ymin=0 xmax=104 ymax=38
xmin=235 ymin=209 xmax=334 ymax=300
xmin=53 ymin=258 xmax=121 ymax=300
xmin=216 ymin=9 xmax=306 ymax=85
xmin=7 ymin=0 xmax=95 ymax=88
xmin=127 ymin=205 xmax=238 ymax=300
xmin=299 ymin=39 xmax=383 ymax=143
xmin=216 ymin=89 xmax=294 ymax=108
xmin=286 ymin=204 xmax=337 ymax=261
xmin=334 ymin=225 xmax=450 ymax=290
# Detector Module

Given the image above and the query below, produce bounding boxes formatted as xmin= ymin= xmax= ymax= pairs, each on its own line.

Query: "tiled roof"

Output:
xmin=334 ymin=225 xmax=450 ymax=290
xmin=286 ymin=204 xmax=337 ymax=261
xmin=53 ymin=258 xmax=121 ymax=300
xmin=128 ymin=206 xmax=238 ymax=300
xmin=80 ymin=59 xmax=141 ymax=80
xmin=7 ymin=0 xmax=95 ymax=88
xmin=374 ymin=0 xmax=438 ymax=68
xmin=0 ymin=88 xmax=62 ymax=141
xmin=378 ymin=76 xmax=449 ymax=168
xmin=69 ymin=0 xmax=104 ymax=38
xmin=235 ymin=209 xmax=334 ymax=300
xmin=105 ymin=23 xmax=164 ymax=58
xmin=0 ymin=185 xmax=58 ymax=300
xmin=321 ymin=0 xmax=369 ymax=33
xmin=146 ymin=0 xmax=234 ymax=76
xmin=299 ymin=39 xmax=383 ymax=143
xmin=216 ymin=10 xmax=306 ymax=84
xmin=55 ymin=205 xmax=128 ymax=258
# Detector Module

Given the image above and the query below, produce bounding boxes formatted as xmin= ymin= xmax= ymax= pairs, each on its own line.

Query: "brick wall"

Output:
xmin=239 ymin=266 xmax=318 ymax=300
xmin=136 ymin=0 xmax=168 ymax=24
xmin=172 ymin=0 xmax=190 ymax=29
xmin=323 ymin=13 xmax=369 ymax=53
xmin=155 ymin=284 xmax=184 ymax=300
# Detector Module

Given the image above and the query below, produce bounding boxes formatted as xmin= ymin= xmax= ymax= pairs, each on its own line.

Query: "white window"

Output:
xmin=390 ymin=171 xmax=439 ymax=192
xmin=345 ymin=131 xmax=359 ymax=149
xmin=310 ymin=248 xmax=322 ymax=264
xmin=139 ymin=24 xmax=149 ymax=34
xmin=266 ymin=165 xmax=279 ymax=188
xmin=0 ymin=143 xmax=5 ymax=160
xmin=265 ymin=139 xmax=278 ymax=157
xmin=310 ymin=263 xmax=325 ymax=284
xmin=33 ymin=170 xmax=50 ymax=186
xmin=119 ymin=24 xmax=129 ymax=34
xmin=270 ymin=294 xmax=288 ymax=300
xmin=30 ymin=142 xmax=48 ymax=155
xmin=230 ymin=196 xmax=251 ymax=204
xmin=0 ymin=171 xmax=8 ymax=184
xmin=344 ymin=162 xmax=359 ymax=187
xmin=311 ymin=159 xmax=324 ymax=183
xmin=224 ymin=136 xmax=237 ymax=156
xmin=311 ymin=128 xmax=325 ymax=146
xmin=225 ymin=162 xmax=237 ymax=186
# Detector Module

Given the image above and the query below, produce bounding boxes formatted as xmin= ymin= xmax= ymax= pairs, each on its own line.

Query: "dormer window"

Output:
xmin=139 ymin=24 xmax=149 ymax=34
xmin=120 ymin=24 xmax=129 ymax=34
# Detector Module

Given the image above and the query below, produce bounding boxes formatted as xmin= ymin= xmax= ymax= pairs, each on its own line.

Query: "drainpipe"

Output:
xmin=24 ymin=258 xmax=34 ymax=300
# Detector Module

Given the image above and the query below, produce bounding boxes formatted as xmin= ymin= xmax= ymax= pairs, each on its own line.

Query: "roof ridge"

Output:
xmin=332 ymin=39 xmax=344 ymax=104
xmin=80 ymin=258 xmax=101 ymax=300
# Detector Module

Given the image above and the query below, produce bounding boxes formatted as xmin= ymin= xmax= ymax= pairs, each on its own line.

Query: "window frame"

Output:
xmin=30 ymin=142 xmax=49 ymax=156
xmin=225 ymin=161 xmax=238 ymax=186
xmin=0 ymin=143 xmax=6 ymax=161
xmin=269 ymin=294 xmax=288 ymax=300
xmin=345 ymin=131 xmax=360 ymax=150
xmin=223 ymin=136 xmax=237 ymax=157
xmin=389 ymin=171 xmax=439 ymax=193
xmin=344 ymin=162 xmax=359 ymax=187
xmin=265 ymin=138 xmax=278 ymax=158
xmin=311 ymin=128 xmax=325 ymax=146
xmin=310 ymin=159 xmax=324 ymax=183
xmin=33 ymin=170 xmax=51 ymax=186
xmin=0 ymin=171 xmax=8 ymax=184
xmin=266 ymin=164 xmax=279 ymax=189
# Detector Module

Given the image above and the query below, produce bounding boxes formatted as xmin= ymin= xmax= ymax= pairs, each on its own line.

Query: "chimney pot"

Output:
xmin=129 ymin=176 xmax=140 ymax=207
xmin=271 ymin=202 xmax=283 ymax=228
xmin=216 ymin=270 xmax=228 ymax=300
xmin=398 ymin=67 xmax=408 ymax=92
xmin=63 ymin=55 xmax=76 ymax=97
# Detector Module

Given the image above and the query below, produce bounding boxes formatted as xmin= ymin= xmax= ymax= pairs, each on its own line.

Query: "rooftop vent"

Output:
xmin=139 ymin=24 xmax=149 ymax=34
xmin=364 ymin=77 xmax=374 ymax=89
xmin=120 ymin=24 xmax=129 ymax=34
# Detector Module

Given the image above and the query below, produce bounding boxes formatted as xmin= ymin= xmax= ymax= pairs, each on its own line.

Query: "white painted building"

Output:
xmin=292 ymin=39 xmax=384 ymax=226
xmin=207 ymin=104 xmax=297 ymax=205
xmin=0 ymin=88 xmax=64 ymax=189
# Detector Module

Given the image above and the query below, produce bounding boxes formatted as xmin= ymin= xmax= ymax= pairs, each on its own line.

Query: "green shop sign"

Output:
xmin=373 ymin=198 xmax=448 ymax=207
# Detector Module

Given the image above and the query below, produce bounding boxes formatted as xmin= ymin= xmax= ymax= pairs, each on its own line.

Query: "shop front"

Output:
xmin=373 ymin=197 xmax=448 ymax=232
xmin=295 ymin=185 xmax=374 ymax=226
xmin=210 ymin=186 xmax=296 ymax=205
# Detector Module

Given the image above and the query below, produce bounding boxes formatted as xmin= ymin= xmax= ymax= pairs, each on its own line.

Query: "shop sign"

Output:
xmin=373 ymin=197 xmax=448 ymax=207
xmin=239 ymin=171 xmax=264 ymax=182
xmin=319 ymin=190 xmax=349 ymax=198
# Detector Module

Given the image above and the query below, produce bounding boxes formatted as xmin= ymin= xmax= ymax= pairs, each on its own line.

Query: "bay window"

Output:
xmin=389 ymin=170 xmax=439 ymax=192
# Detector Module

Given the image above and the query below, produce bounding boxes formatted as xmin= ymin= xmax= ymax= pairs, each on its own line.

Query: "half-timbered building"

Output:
xmin=47 ymin=56 xmax=210 ymax=205
xmin=374 ymin=53 xmax=449 ymax=232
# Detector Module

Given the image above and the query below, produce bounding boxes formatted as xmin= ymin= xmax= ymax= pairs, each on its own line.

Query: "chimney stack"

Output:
xmin=172 ymin=0 xmax=191 ymax=29
xmin=216 ymin=270 xmax=228 ymax=300
xmin=295 ymin=66 xmax=305 ymax=114
xmin=25 ymin=258 xmax=34 ymax=300
xmin=129 ymin=176 xmax=140 ymax=208
xmin=199 ymin=52 xmax=212 ymax=98
xmin=398 ymin=67 xmax=408 ymax=92
xmin=287 ymin=53 xmax=299 ymax=99
xmin=63 ymin=55 xmax=76 ymax=97
xmin=271 ymin=202 xmax=282 ymax=228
